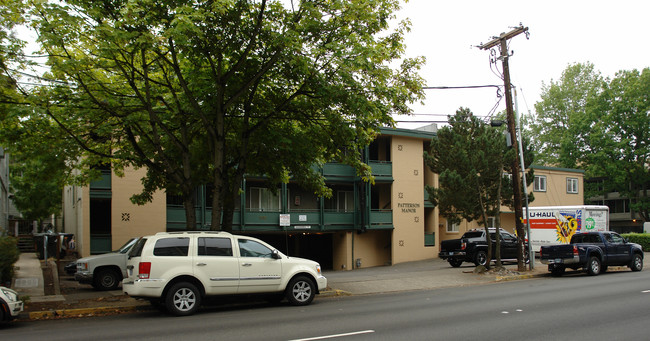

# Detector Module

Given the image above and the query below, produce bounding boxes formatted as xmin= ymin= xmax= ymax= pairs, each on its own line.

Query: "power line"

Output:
xmin=422 ymin=85 xmax=501 ymax=90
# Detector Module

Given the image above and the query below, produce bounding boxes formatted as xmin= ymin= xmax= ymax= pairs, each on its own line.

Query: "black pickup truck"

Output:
xmin=539 ymin=231 xmax=644 ymax=276
xmin=439 ymin=228 xmax=522 ymax=267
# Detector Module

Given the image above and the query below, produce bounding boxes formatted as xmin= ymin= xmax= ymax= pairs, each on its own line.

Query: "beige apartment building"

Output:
xmin=63 ymin=128 xmax=583 ymax=270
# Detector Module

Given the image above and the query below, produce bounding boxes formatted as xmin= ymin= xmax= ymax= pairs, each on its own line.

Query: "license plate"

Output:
xmin=554 ymin=258 xmax=562 ymax=263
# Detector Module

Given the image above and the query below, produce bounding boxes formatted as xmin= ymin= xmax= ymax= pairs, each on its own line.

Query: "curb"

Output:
xmin=23 ymin=291 xmax=352 ymax=320
xmin=320 ymin=289 xmax=352 ymax=297
xmin=495 ymin=273 xmax=545 ymax=282
xmin=24 ymin=305 xmax=152 ymax=321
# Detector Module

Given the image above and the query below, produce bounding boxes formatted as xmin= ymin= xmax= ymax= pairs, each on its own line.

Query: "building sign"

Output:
xmin=397 ymin=202 xmax=420 ymax=213
xmin=279 ymin=214 xmax=290 ymax=227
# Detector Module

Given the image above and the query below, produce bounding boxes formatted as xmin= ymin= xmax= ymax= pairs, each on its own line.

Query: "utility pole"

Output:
xmin=479 ymin=25 xmax=529 ymax=271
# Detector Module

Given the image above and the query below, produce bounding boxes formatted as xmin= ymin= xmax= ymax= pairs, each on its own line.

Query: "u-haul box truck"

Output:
xmin=524 ymin=205 xmax=609 ymax=251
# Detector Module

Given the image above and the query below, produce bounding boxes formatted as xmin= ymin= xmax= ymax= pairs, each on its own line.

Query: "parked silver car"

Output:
xmin=75 ymin=237 xmax=140 ymax=290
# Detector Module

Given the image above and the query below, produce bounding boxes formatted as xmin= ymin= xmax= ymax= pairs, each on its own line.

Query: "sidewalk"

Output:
xmin=11 ymin=252 xmax=549 ymax=321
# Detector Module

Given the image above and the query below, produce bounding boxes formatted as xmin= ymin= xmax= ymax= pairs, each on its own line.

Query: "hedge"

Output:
xmin=0 ymin=236 xmax=20 ymax=286
xmin=622 ymin=233 xmax=650 ymax=252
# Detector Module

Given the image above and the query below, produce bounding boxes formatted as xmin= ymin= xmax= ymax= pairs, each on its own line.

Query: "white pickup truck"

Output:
xmin=74 ymin=237 xmax=140 ymax=290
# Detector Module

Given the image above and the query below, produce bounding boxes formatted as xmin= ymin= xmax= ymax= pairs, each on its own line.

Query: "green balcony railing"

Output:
xmin=90 ymin=170 xmax=111 ymax=190
xmin=425 ymin=232 xmax=435 ymax=246
xmin=90 ymin=234 xmax=112 ymax=254
xmin=167 ymin=207 xmax=392 ymax=232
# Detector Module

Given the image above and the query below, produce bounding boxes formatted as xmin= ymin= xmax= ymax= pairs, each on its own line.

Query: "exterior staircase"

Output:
xmin=17 ymin=234 xmax=35 ymax=253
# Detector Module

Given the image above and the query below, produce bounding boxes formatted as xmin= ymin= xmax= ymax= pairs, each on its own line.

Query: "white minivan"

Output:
xmin=123 ymin=231 xmax=327 ymax=316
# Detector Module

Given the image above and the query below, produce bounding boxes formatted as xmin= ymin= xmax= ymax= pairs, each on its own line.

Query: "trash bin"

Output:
xmin=33 ymin=233 xmax=71 ymax=260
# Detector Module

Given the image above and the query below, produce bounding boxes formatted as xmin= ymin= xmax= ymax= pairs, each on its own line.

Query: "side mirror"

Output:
xmin=272 ymin=250 xmax=281 ymax=259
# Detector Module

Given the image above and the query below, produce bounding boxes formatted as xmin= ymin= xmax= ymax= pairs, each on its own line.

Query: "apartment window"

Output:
xmin=607 ymin=199 xmax=630 ymax=214
xmin=534 ymin=175 xmax=547 ymax=192
xmin=337 ymin=191 xmax=355 ymax=212
xmin=249 ymin=187 xmax=280 ymax=211
xmin=446 ymin=221 xmax=459 ymax=233
xmin=487 ymin=217 xmax=496 ymax=228
xmin=567 ymin=178 xmax=579 ymax=194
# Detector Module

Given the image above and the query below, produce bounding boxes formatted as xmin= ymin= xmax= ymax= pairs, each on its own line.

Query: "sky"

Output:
xmin=392 ymin=0 xmax=650 ymax=129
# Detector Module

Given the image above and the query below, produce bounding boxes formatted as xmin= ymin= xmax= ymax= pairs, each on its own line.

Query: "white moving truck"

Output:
xmin=524 ymin=205 xmax=609 ymax=251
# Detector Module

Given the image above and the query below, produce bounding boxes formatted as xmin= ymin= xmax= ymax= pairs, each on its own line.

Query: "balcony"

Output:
xmin=321 ymin=161 xmax=392 ymax=180
xmin=166 ymin=207 xmax=392 ymax=232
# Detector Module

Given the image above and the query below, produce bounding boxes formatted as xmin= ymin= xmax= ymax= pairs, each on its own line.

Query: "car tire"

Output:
xmin=474 ymin=250 xmax=488 ymax=267
xmin=586 ymin=256 xmax=601 ymax=276
xmin=94 ymin=268 xmax=120 ymax=291
xmin=448 ymin=259 xmax=463 ymax=268
xmin=165 ymin=282 xmax=201 ymax=316
xmin=550 ymin=265 xmax=565 ymax=277
xmin=285 ymin=276 xmax=315 ymax=306
xmin=630 ymin=254 xmax=643 ymax=272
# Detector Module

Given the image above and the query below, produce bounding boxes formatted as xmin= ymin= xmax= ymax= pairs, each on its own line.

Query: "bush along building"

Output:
xmin=62 ymin=127 xmax=585 ymax=270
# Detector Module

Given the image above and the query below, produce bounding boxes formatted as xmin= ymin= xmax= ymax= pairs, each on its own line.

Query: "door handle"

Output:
xmin=196 ymin=263 xmax=207 ymax=266
xmin=242 ymin=263 xmax=252 ymax=267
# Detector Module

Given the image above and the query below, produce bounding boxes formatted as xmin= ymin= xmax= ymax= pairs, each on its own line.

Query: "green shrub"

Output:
xmin=622 ymin=233 xmax=650 ymax=251
xmin=0 ymin=236 xmax=20 ymax=285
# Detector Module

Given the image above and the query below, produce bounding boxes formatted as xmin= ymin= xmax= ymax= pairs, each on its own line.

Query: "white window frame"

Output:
xmin=566 ymin=178 xmax=579 ymax=194
xmin=487 ymin=217 xmax=496 ymax=228
xmin=249 ymin=187 xmax=281 ymax=212
xmin=337 ymin=191 xmax=355 ymax=212
xmin=446 ymin=221 xmax=459 ymax=233
xmin=534 ymin=175 xmax=547 ymax=192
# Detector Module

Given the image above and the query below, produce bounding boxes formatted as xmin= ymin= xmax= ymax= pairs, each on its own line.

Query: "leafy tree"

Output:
xmin=27 ymin=0 xmax=425 ymax=231
xmin=425 ymin=108 xmax=510 ymax=270
xmin=0 ymin=0 xmax=27 ymax=106
xmin=531 ymin=62 xmax=605 ymax=168
xmin=534 ymin=63 xmax=649 ymax=223
xmin=585 ymin=68 xmax=650 ymax=222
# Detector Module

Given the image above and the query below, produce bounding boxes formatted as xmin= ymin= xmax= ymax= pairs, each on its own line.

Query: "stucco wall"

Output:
xmin=110 ymin=167 xmax=166 ymax=249
xmin=390 ymin=136 xmax=436 ymax=264
xmin=528 ymin=168 xmax=584 ymax=207
xmin=353 ymin=230 xmax=391 ymax=268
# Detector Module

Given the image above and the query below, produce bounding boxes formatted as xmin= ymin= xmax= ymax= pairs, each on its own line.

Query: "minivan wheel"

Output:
xmin=166 ymin=282 xmax=201 ymax=316
xmin=94 ymin=269 xmax=120 ymax=291
xmin=285 ymin=276 xmax=315 ymax=306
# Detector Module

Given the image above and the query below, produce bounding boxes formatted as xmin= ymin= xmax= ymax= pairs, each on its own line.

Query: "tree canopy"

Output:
xmin=6 ymin=0 xmax=425 ymax=231
xmin=531 ymin=62 xmax=605 ymax=168
xmin=533 ymin=63 xmax=649 ymax=223
xmin=425 ymin=108 xmax=508 ymax=268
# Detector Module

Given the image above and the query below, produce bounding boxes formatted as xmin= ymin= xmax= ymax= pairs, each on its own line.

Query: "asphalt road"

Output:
xmin=3 ymin=268 xmax=649 ymax=341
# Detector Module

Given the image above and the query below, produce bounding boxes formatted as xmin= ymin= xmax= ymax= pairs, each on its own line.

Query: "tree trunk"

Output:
xmin=494 ymin=213 xmax=502 ymax=268
xmin=183 ymin=193 xmax=197 ymax=230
